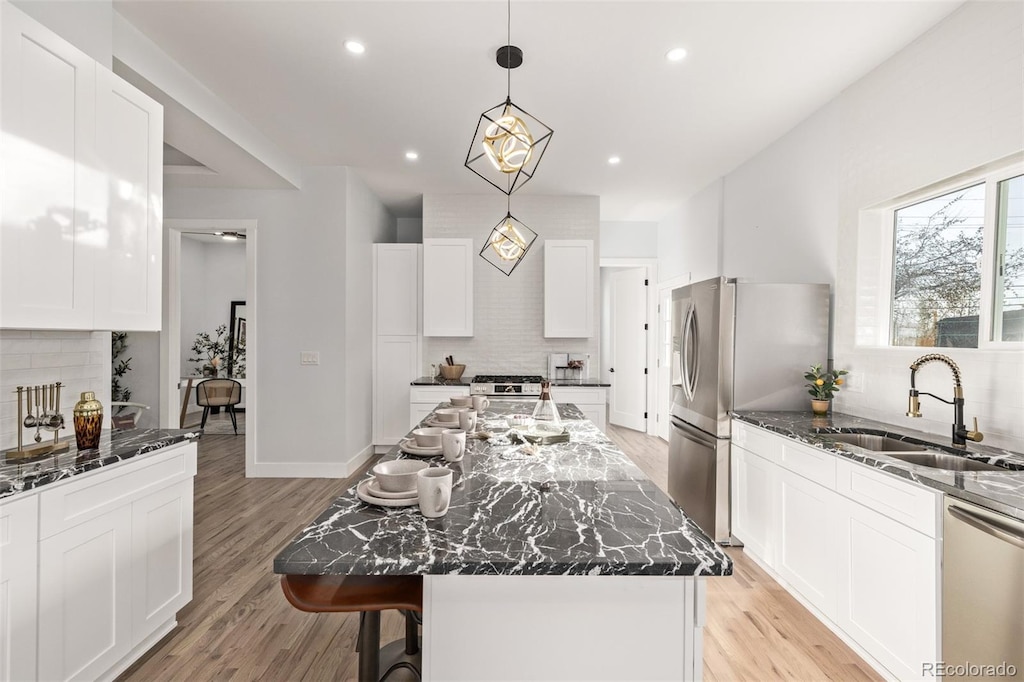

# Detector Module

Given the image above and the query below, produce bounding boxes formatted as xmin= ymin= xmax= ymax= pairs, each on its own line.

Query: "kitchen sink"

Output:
xmin=819 ymin=433 xmax=928 ymax=452
xmin=882 ymin=452 xmax=1003 ymax=472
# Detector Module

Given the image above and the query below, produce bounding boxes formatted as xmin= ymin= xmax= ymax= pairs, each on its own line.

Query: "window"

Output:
xmin=889 ymin=166 xmax=1024 ymax=349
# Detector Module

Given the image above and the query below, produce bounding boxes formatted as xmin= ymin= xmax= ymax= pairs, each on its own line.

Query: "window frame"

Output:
xmin=880 ymin=161 xmax=1024 ymax=351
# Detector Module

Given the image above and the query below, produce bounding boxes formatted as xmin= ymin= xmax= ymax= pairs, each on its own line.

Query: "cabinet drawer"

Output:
xmin=731 ymin=421 xmax=781 ymax=464
xmin=40 ymin=444 xmax=197 ymax=539
xmin=410 ymin=386 xmax=470 ymax=403
xmin=836 ymin=460 xmax=940 ymax=537
xmin=779 ymin=440 xmax=836 ymax=489
xmin=550 ymin=388 xmax=605 ymax=406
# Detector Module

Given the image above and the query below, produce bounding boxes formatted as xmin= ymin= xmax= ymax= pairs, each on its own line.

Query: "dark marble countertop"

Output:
xmin=410 ymin=376 xmax=472 ymax=386
xmin=275 ymin=400 xmax=732 ymax=577
xmin=732 ymin=411 xmax=1024 ymax=521
xmin=549 ymin=381 xmax=611 ymax=387
xmin=0 ymin=428 xmax=201 ymax=501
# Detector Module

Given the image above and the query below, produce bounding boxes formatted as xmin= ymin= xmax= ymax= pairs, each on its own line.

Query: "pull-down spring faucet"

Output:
xmin=906 ymin=354 xmax=983 ymax=448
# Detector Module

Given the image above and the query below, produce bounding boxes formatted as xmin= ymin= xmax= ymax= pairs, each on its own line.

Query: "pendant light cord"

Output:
xmin=506 ymin=0 xmax=511 ymax=100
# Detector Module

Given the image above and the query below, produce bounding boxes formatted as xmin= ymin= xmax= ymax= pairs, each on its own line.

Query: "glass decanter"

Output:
xmin=531 ymin=381 xmax=562 ymax=433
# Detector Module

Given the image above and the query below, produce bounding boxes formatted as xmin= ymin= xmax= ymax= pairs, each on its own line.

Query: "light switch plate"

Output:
xmin=300 ymin=351 xmax=320 ymax=366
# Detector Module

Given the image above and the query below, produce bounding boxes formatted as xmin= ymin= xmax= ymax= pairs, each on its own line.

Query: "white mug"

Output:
xmin=417 ymin=467 xmax=453 ymax=518
xmin=442 ymin=428 xmax=466 ymax=462
xmin=471 ymin=395 xmax=490 ymax=412
xmin=458 ymin=408 xmax=477 ymax=433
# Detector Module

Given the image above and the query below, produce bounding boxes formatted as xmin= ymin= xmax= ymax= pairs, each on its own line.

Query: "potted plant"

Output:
xmin=189 ymin=324 xmax=229 ymax=377
xmin=804 ymin=363 xmax=849 ymax=416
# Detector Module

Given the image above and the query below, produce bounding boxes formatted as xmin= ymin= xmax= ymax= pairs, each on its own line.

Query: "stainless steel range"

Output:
xmin=470 ymin=375 xmax=543 ymax=397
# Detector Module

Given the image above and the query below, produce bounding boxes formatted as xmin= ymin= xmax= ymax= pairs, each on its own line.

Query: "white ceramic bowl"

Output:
xmin=372 ymin=459 xmax=429 ymax=492
xmin=411 ymin=427 xmax=444 ymax=448
xmin=433 ymin=408 xmax=461 ymax=424
xmin=450 ymin=396 xmax=473 ymax=407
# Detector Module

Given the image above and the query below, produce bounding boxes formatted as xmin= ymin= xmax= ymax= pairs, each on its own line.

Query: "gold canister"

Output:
xmin=73 ymin=391 xmax=103 ymax=450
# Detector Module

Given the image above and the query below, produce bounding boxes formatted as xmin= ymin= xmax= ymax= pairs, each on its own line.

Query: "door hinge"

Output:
xmin=644 ymin=279 xmax=649 ymax=286
xmin=657 ymin=358 xmax=660 ymax=367
xmin=644 ymin=323 xmax=648 ymax=330
xmin=657 ymin=303 xmax=660 ymax=313
xmin=644 ymin=412 xmax=648 ymax=419
xmin=644 ymin=368 xmax=648 ymax=374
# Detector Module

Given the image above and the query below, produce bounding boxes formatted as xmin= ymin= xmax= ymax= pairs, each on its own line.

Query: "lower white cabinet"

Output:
xmin=374 ymin=337 xmax=420 ymax=448
xmin=550 ymin=387 xmax=607 ymax=432
xmin=3 ymin=442 xmax=196 ymax=682
xmin=410 ymin=386 xmax=470 ymax=430
xmin=0 ymin=495 xmax=39 ymax=682
xmin=731 ymin=420 xmax=939 ymax=680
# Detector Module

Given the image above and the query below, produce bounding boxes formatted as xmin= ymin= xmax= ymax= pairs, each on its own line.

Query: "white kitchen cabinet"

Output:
xmin=38 ymin=505 xmax=134 ymax=682
xmin=0 ymin=495 xmax=39 ymax=682
xmin=93 ymin=66 xmax=164 ymax=331
xmin=130 ymin=479 xmax=194 ymax=646
xmin=423 ymin=238 xmax=473 ymax=337
xmin=0 ymin=2 xmax=98 ymax=329
xmin=550 ymin=386 xmax=607 ymax=432
xmin=776 ymin=467 xmax=839 ymax=620
xmin=373 ymin=245 xmax=422 ymax=449
xmin=836 ymin=498 xmax=938 ymax=680
xmin=410 ymin=385 xmax=470 ymax=430
xmin=731 ymin=445 xmax=776 ymax=566
xmin=0 ymin=3 xmax=164 ymax=331
xmin=544 ymin=240 xmax=594 ymax=338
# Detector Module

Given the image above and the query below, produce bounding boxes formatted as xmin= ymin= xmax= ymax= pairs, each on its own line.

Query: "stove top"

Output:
xmin=470 ymin=375 xmax=544 ymax=396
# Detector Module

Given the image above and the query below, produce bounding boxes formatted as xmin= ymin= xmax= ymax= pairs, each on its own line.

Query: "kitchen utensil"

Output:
xmin=356 ymin=479 xmax=420 ymax=508
xmin=439 ymin=364 xmax=465 ymax=380
xmin=372 ymin=459 xmax=429 ymax=492
xmin=23 ymin=385 xmax=36 ymax=428
xmin=411 ymin=427 xmax=444 ymax=448
xmin=417 ymin=467 xmax=453 ymax=518
xmin=432 ymin=408 xmax=461 ymax=424
xmin=450 ymin=396 xmax=473 ymax=407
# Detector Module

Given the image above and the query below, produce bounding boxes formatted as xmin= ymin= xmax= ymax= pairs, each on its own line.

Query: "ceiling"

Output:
xmin=113 ymin=0 xmax=963 ymax=221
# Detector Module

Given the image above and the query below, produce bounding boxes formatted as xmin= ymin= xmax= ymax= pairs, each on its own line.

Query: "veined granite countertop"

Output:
xmin=0 ymin=428 xmax=201 ymax=500
xmin=410 ymin=376 xmax=472 ymax=386
xmin=548 ymin=380 xmax=611 ymax=387
xmin=275 ymin=400 xmax=731 ymax=577
xmin=732 ymin=411 xmax=1024 ymax=521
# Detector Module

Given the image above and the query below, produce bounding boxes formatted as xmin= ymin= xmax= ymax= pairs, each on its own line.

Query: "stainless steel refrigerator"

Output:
xmin=669 ymin=277 xmax=830 ymax=543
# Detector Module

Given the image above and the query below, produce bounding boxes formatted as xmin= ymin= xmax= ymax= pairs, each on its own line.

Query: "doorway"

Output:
xmin=599 ymin=259 xmax=658 ymax=435
xmin=162 ymin=219 xmax=258 ymax=475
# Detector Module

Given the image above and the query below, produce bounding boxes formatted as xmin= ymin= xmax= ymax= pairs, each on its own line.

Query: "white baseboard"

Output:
xmin=249 ymin=443 xmax=375 ymax=478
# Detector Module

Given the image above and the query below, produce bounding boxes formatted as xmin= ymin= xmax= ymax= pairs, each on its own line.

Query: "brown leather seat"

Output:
xmin=280 ymin=575 xmax=422 ymax=681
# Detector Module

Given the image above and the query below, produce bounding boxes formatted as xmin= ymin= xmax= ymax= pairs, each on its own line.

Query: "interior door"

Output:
xmin=608 ymin=268 xmax=647 ymax=431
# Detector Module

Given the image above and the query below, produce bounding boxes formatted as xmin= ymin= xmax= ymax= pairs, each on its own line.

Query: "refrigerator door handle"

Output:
xmin=681 ymin=302 xmax=699 ymax=402
xmin=670 ymin=417 xmax=718 ymax=448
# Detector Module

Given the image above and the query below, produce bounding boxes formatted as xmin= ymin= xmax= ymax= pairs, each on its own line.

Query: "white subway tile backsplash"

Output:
xmin=31 ymin=352 xmax=91 ymax=368
xmin=1 ymin=339 xmax=62 ymax=354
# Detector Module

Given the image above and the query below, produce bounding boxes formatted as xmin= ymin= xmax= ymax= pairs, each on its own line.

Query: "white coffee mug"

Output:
xmin=417 ymin=467 xmax=453 ymax=518
xmin=442 ymin=428 xmax=466 ymax=462
xmin=471 ymin=395 xmax=490 ymax=412
xmin=458 ymin=408 xmax=477 ymax=432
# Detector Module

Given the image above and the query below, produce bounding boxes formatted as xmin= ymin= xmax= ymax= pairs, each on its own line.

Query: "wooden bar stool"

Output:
xmin=280 ymin=574 xmax=422 ymax=682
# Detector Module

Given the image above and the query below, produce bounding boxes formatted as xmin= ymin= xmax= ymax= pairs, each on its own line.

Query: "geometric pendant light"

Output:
xmin=478 ymin=209 xmax=538 ymax=276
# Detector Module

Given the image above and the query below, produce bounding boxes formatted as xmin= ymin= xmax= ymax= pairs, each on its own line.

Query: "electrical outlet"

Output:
xmin=300 ymin=351 xmax=320 ymax=366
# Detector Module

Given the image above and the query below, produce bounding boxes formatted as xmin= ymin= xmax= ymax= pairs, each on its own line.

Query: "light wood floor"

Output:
xmin=120 ymin=426 xmax=881 ymax=682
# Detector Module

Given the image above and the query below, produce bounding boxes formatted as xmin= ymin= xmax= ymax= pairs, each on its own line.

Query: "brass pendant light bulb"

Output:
xmin=489 ymin=217 xmax=528 ymax=261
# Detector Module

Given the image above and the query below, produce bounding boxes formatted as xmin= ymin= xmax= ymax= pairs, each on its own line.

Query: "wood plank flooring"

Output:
xmin=120 ymin=425 xmax=881 ymax=681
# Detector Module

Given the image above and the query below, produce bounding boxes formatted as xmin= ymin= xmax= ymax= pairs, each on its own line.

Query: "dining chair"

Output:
xmin=195 ymin=379 xmax=242 ymax=434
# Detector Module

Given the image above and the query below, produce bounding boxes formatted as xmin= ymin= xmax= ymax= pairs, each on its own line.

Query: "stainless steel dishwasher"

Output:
xmin=943 ymin=498 xmax=1023 ymax=680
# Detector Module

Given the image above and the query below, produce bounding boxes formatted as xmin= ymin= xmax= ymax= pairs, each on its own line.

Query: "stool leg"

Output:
xmin=200 ymin=406 xmax=210 ymax=429
xmin=228 ymin=405 xmax=238 ymax=434
xmin=404 ymin=610 xmax=419 ymax=655
xmin=358 ymin=611 xmax=380 ymax=682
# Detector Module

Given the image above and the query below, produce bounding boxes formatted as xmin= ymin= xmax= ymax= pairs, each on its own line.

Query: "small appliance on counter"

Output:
xmin=548 ymin=353 xmax=590 ymax=383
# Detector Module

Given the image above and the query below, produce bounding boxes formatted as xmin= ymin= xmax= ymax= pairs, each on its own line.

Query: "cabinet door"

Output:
xmin=544 ymin=240 xmax=594 ymax=338
xmin=38 ymin=508 xmax=132 ymax=681
xmin=374 ymin=336 xmax=419 ymax=445
xmin=0 ymin=4 xmax=98 ymax=329
xmin=776 ymin=468 xmax=838 ymax=620
xmin=423 ymin=238 xmax=473 ymax=336
xmin=732 ymin=445 xmax=775 ymax=566
xmin=577 ymin=404 xmax=606 ymax=432
xmin=93 ymin=67 xmax=163 ymax=331
xmin=131 ymin=480 xmax=194 ymax=646
xmin=374 ymin=244 xmax=421 ymax=336
xmin=0 ymin=496 xmax=38 ymax=682
xmin=410 ymin=403 xmax=436 ymax=430
xmin=836 ymin=499 xmax=938 ymax=680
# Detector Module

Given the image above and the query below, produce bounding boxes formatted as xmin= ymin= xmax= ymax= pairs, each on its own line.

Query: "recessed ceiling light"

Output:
xmin=405 ymin=151 xmax=419 ymax=161
xmin=666 ymin=47 xmax=687 ymax=62
xmin=608 ymin=156 xmax=621 ymax=165
xmin=344 ymin=40 xmax=365 ymax=55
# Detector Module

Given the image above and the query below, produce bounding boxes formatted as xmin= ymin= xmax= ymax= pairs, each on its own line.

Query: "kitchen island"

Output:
xmin=275 ymin=400 xmax=731 ymax=681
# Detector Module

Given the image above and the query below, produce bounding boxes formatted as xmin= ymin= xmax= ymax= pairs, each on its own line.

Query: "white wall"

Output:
xmin=12 ymin=0 xmax=112 ymax=67
xmin=397 ymin=217 xmax=423 ymax=243
xmin=422 ymin=194 xmax=600 ymax=377
xmin=179 ymin=238 xmax=245 ymax=376
xmin=657 ymin=179 xmax=723 ymax=285
xmin=123 ymin=331 xmax=160 ymax=429
xmin=165 ymin=166 xmax=394 ymax=475
xmin=1 ymin=331 xmax=111 ymax=451
xmin=600 ymin=222 xmax=658 ymax=259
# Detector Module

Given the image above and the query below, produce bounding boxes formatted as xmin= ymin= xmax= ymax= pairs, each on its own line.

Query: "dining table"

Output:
xmin=274 ymin=399 xmax=732 ymax=681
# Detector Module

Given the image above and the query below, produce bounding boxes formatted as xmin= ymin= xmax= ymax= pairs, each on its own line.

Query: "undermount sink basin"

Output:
xmin=820 ymin=433 xmax=928 ymax=453
xmin=882 ymin=452 xmax=1003 ymax=472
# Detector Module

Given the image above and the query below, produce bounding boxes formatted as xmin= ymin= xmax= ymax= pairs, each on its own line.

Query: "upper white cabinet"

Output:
xmin=94 ymin=67 xmax=164 ymax=331
xmin=544 ymin=240 xmax=594 ymax=338
xmin=375 ymin=244 xmax=421 ymax=336
xmin=0 ymin=3 xmax=98 ymax=329
xmin=423 ymin=238 xmax=473 ymax=337
xmin=0 ymin=4 xmax=163 ymax=331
